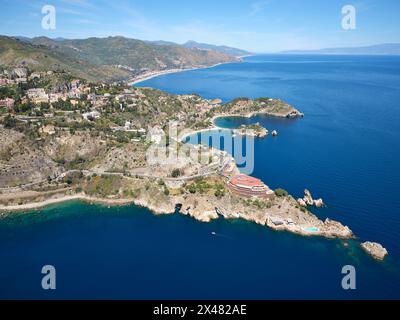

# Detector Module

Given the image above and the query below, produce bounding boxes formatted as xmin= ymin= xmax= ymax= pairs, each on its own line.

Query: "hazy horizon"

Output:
xmin=4 ymin=34 xmax=400 ymax=55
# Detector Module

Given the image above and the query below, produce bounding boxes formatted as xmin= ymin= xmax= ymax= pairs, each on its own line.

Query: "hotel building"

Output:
xmin=227 ymin=174 xmax=274 ymax=199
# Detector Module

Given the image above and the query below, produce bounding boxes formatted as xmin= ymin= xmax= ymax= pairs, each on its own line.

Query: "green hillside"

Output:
xmin=0 ymin=36 xmax=237 ymax=82
xmin=30 ymin=36 xmax=237 ymax=70
xmin=0 ymin=36 xmax=130 ymax=81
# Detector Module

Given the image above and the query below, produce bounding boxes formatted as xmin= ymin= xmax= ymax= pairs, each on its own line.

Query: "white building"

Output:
xmin=30 ymin=72 xmax=41 ymax=80
xmin=27 ymin=88 xmax=46 ymax=98
xmin=13 ymin=68 xmax=28 ymax=78
xmin=83 ymin=111 xmax=100 ymax=121
xmin=148 ymin=126 xmax=164 ymax=145
xmin=27 ymin=88 xmax=49 ymax=104
xmin=49 ymin=93 xmax=62 ymax=103
xmin=124 ymin=121 xmax=132 ymax=130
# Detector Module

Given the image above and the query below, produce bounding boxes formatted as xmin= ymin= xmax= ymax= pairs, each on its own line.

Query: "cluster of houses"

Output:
xmin=0 ymin=67 xmax=96 ymax=108
xmin=0 ymin=67 xmax=54 ymax=86
xmin=25 ymin=79 xmax=92 ymax=105
xmin=110 ymin=122 xmax=164 ymax=144
xmin=1 ymin=70 xmax=174 ymax=146
xmin=0 ymin=69 xmax=145 ymax=126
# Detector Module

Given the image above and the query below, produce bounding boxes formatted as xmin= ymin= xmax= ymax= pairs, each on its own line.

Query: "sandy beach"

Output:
xmin=128 ymin=62 xmax=235 ymax=86
xmin=178 ymin=115 xmax=231 ymax=142
xmin=0 ymin=193 xmax=136 ymax=214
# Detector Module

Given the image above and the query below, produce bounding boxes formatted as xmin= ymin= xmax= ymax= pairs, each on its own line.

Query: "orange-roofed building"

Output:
xmin=227 ymin=174 xmax=274 ymax=199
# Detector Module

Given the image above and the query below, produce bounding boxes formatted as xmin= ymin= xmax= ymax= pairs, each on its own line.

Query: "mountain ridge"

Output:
xmin=0 ymin=35 xmax=239 ymax=82
xmin=112 ymin=38 xmax=251 ymax=57
xmin=181 ymin=40 xmax=251 ymax=57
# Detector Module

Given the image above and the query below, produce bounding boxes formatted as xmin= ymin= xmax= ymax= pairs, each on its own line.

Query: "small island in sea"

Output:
xmin=0 ymin=68 xmax=387 ymax=261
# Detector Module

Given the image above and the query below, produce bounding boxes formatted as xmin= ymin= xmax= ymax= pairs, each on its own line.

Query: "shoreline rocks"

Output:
xmin=303 ymin=189 xmax=314 ymax=205
xmin=313 ymin=198 xmax=324 ymax=208
xmin=299 ymin=189 xmax=325 ymax=208
xmin=322 ymin=219 xmax=353 ymax=239
xmin=297 ymin=198 xmax=307 ymax=207
xmin=232 ymin=123 xmax=268 ymax=138
xmin=361 ymin=241 xmax=388 ymax=261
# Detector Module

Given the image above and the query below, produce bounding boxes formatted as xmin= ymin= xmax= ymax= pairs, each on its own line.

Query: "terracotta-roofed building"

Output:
xmin=210 ymin=98 xmax=222 ymax=106
xmin=227 ymin=174 xmax=274 ymax=199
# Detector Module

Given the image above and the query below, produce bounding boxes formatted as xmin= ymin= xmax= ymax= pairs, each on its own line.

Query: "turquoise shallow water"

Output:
xmin=1 ymin=55 xmax=400 ymax=299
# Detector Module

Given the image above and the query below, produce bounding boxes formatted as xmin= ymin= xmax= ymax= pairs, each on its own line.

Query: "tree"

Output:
xmin=275 ymin=188 xmax=288 ymax=197
xmin=188 ymin=185 xmax=196 ymax=194
xmin=214 ymin=189 xmax=224 ymax=198
xmin=3 ymin=115 xmax=16 ymax=128
xmin=171 ymin=168 xmax=182 ymax=178
xmin=163 ymin=187 xmax=170 ymax=196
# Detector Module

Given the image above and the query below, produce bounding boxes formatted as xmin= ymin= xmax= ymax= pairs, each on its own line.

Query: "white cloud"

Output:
xmin=249 ymin=0 xmax=270 ymax=16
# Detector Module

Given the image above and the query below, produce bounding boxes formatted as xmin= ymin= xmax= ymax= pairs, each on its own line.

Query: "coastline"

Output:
xmin=0 ymin=69 xmax=387 ymax=261
xmin=129 ymin=54 xmax=258 ymax=86
xmin=0 ymin=100 xmax=303 ymax=216
xmin=179 ymin=111 xmax=299 ymax=142
xmin=128 ymin=61 xmax=235 ymax=86
xmin=0 ymin=176 xmax=387 ymax=260
xmin=0 ymin=194 xmax=135 ymax=215
xmin=0 ymin=106 xmax=352 ymax=243
xmin=0 ymin=190 xmax=353 ymax=239
xmin=179 ymin=116 xmax=229 ymax=142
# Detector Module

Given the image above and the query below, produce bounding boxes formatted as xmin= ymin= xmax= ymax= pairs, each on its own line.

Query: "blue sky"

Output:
xmin=0 ymin=0 xmax=399 ymax=52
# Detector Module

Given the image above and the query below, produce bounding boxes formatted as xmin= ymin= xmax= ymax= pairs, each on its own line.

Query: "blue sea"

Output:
xmin=1 ymin=55 xmax=400 ymax=299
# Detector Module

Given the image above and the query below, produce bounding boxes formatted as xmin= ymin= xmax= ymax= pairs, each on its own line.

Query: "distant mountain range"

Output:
xmin=282 ymin=43 xmax=400 ymax=55
xmin=0 ymin=36 xmax=240 ymax=82
xmin=145 ymin=40 xmax=251 ymax=57
xmin=181 ymin=41 xmax=251 ymax=57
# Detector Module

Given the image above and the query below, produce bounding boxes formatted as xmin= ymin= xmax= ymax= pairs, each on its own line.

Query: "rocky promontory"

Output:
xmin=212 ymin=97 xmax=304 ymax=120
xmin=232 ymin=123 xmax=268 ymax=138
